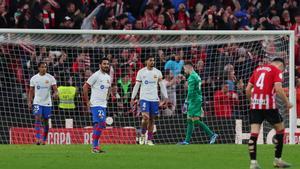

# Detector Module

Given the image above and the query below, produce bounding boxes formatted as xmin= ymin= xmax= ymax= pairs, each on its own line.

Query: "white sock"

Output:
xmin=251 ymin=160 xmax=257 ymax=164
xmin=275 ymin=158 xmax=282 ymax=161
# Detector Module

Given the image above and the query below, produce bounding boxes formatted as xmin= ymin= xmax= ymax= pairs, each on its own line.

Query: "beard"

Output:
xmin=101 ymin=67 xmax=110 ymax=73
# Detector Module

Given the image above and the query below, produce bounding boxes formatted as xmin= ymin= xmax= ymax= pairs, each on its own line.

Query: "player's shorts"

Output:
xmin=187 ymin=102 xmax=202 ymax=118
xmin=90 ymin=106 xmax=107 ymax=123
xmin=249 ymin=109 xmax=283 ymax=125
xmin=32 ymin=104 xmax=52 ymax=119
xmin=140 ymin=100 xmax=159 ymax=116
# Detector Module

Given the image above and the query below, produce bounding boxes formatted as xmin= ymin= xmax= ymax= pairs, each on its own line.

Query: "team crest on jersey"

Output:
xmin=45 ymin=80 xmax=49 ymax=84
xmin=154 ymin=75 xmax=158 ymax=78
xmin=107 ymin=80 xmax=110 ymax=84
xmin=143 ymin=76 xmax=146 ymax=78
xmin=279 ymin=73 xmax=283 ymax=80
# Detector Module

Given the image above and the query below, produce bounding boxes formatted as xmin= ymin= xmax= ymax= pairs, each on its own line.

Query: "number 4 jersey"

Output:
xmin=248 ymin=64 xmax=283 ymax=110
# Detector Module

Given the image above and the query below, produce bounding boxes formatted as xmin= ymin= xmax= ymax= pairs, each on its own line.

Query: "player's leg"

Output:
xmin=182 ymin=103 xmax=217 ymax=144
xmin=147 ymin=117 xmax=155 ymax=145
xmin=146 ymin=101 xmax=159 ymax=145
xmin=182 ymin=116 xmax=194 ymax=144
xmin=139 ymin=100 xmax=150 ymax=145
xmin=248 ymin=110 xmax=264 ymax=169
xmin=267 ymin=110 xmax=291 ymax=168
xmin=91 ymin=107 xmax=106 ymax=153
xmin=140 ymin=114 xmax=149 ymax=145
xmin=41 ymin=106 xmax=52 ymax=145
xmin=193 ymin=116 xmax=217 ymax=144
xmin=178 ymin=103 xmax=197 ymax=145
xmin=33 ymin=105 xmax=42 ymax=145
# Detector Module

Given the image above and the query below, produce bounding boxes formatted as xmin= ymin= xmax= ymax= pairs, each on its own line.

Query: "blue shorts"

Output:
xmin=32 ymin=105 xmax=52 ymax=119
xmin=90 ymin=106 xmax=107 ymax=123
xmin=140 ymin=100 xmax=159 ymax=116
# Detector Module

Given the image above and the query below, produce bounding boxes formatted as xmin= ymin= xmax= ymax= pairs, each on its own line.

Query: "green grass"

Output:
xmin=0 ymin=144 xmax=299 ymax=169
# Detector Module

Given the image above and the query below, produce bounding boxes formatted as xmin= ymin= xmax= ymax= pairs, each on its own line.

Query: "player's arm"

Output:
xmin=158 ymin=78 xmax=168 ymax=99
xmin=274 ymin=82 xmax=293 ymax=109
xmin=28 ymin=86 xmax=34 ymax=110
xmin=187 ymin=76 xmax=196 ymax=102
xmin=28 ymin=78 xmax=35 ymax=110
xmin=131 ymin=70 xmax=142 ymax=105
xmin=82 ymin=83 xmax=91 ymax=107
xmin=131 ymin=81 xmax=141 ymax=103
xmin=51 ymin=76 xmax=58 ymax=99
xmin=52 ymin=85 xmax=58 ymax=99
xmin=245 ymin=82 xmax=253 ymax=100
xmin=107 ymin=87 xmax=111 ymax=100
xmin=83 ymin=74 xmax=97 ymax=108
xmin=246 ymin=72 xmax=255 ymax=100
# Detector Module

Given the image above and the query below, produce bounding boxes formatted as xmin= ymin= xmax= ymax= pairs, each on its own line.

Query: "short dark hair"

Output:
xmin=184 ymin=61 xmax=193 ymax=66
xmin=38 ymin=62 xmax=47 ymax=68
xmin=100 ymin=57 xmax=109 ymax=64
xmin=272 ymin=57 xmax=285 ymax=65
xmin=146 ymin=55 xmax=154 ymax=61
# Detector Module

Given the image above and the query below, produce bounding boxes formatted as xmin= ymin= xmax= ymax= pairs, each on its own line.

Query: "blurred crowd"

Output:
xmin=0 ymin=0 xmax=299 ymax=31
xmin=0 ymin=0 xmax=300 ymax=119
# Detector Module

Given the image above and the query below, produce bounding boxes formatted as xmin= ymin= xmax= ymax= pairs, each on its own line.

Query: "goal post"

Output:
xmin=0 ymin=29 xmax=296 ymax=145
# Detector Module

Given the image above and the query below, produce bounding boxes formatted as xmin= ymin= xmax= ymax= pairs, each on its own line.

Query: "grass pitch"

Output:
xmin=0 ymin=144 xmax=299 ymax=169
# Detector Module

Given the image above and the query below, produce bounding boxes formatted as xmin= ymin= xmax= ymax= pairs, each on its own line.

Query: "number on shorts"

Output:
xmin=33 ymin=105 xmax=39 ymax=113
xmin=98 ymin=110 xmax=105 ymax=119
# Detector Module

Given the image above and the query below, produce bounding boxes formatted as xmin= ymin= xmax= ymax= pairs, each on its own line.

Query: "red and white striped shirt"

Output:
xmin=249 ymin=64 xmax=283 ymax=109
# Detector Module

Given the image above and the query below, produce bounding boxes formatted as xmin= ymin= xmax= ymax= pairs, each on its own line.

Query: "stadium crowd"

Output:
xmin=0 ymin=0 xmax=300 ymax=120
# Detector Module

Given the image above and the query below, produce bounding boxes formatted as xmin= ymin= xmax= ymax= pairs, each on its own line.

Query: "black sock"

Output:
xmin=274 ymin=130 xmax=284 ymax=159
xmin=248 ymin=133 xmax=258 ymax=160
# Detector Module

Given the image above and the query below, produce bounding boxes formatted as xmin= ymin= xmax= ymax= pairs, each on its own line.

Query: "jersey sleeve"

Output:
xmin=273 ymin=68 xmax=283 ymax=83
xmin=86 ymin=73 xmax=97 ymax=86
xmin=136 ymin=70 xmax=142 ymax=82
xmin=187 ymin=75 xmax=197 ymax=101
xmin=30 ymin=77 xmax=35 ymax=87
xmin=158 ymin=70 xmax=163 ymax=79
xmin=51 ymin=76 xmax=57 ymax=85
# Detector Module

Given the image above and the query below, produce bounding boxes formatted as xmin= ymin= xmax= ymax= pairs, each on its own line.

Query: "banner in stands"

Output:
xmin=9 ymin=127 xmax=136 ymax=144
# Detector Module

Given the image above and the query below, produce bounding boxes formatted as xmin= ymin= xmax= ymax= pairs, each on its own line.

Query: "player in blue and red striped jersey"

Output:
xmin=246 ymin=58 xmax=293 ymax=169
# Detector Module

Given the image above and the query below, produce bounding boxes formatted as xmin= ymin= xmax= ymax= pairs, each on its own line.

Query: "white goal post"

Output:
xmin=0 ymin=29 xmax=296 ymax=144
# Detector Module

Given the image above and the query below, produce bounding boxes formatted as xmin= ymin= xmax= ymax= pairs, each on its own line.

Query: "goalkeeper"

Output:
xmin=178 ymin=61 xmax=218 ymax=145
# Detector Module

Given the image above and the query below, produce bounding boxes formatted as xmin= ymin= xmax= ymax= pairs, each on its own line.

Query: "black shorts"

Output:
xmin=249 ymin=109 xmax=283 ymax=125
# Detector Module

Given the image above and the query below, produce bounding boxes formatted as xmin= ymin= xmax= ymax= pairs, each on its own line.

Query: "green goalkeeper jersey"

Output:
xmin=187 ymin=71 xmax=202 ymax=103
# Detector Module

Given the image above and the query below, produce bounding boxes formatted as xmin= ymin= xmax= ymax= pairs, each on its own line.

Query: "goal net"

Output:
xmin=0 ymin=30 xmax=296 ymax=145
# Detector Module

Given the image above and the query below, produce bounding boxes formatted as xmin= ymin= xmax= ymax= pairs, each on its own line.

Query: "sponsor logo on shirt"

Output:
xmin=100 ymin=85 xmax=105 ymax=89
xmin=36 ymin=85 xmax=48 ymax=90
xmin=252 ymin=99 xmax=267 ymax=105
xmin=144 ymin=80 xmax=156 ymax=84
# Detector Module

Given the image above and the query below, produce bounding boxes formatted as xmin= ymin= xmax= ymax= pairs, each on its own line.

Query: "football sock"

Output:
xmin=184 ymin=119 xmax=194 ymax=143
xmin=274 ymin=130 xmax=284 ymax=158
xmin=248 ymin=133 xmax=258 ymax=160
xmin=194 ymin=120 xmax=214 ymax=137
xmin=148 ymin=131 xmax=153 ymax=140
xmin=92 ymin=123 xmax=102 ymax=148
xmin=34 ymin=117 xmax=42 ymax=140
xmin=42 ymin=119 xmax=49 ymax=142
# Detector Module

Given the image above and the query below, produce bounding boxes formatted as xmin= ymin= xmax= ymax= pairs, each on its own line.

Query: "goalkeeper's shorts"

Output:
xmin=187 ymin=103 xmax=202 ymax=117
